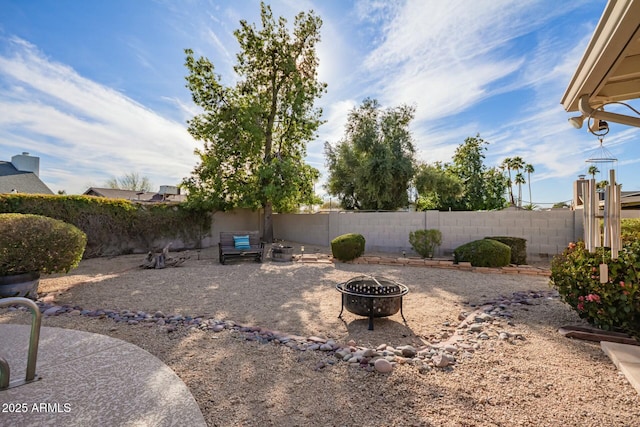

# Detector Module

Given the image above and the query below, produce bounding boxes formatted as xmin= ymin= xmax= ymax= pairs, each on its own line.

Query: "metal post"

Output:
xmin=0 ymin=358 xmax=9 ymax=389
xmin=0 ymin=297 xmax=42 ymax=390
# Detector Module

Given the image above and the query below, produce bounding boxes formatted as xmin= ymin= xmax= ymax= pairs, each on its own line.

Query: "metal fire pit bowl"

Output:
xmin=336 ymin=275 xmax=409 ymax=330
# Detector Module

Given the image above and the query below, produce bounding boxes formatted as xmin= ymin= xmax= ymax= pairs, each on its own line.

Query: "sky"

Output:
xmin=1 ymin=0 xmax=638 ymax=207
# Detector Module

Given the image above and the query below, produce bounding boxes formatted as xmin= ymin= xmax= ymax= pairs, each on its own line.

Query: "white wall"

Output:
xmin=271 ymin=210 xmax=582 ymax=261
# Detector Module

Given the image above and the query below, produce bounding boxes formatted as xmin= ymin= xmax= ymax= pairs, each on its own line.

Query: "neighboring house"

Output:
xmin=0 ymin=152 xmax=54 ymax=195
xmin=573 ymin=177 xmax=640 ymax=210
xmin=619 ymin=191 xmax=640 ymax=210
xmin=83 ymin=185 xmax=186 ymax=203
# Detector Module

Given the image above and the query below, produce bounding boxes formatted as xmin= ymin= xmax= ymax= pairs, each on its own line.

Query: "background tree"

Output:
xmin=588 ymin=165 xmax=599 ymax=179
xmin=500 ymin=157 xmax=515 ymax=205
xmin=447 ymin=135 xmax=507 ymax=210
xmin=416 ymin=136 xmax=507 ymax=211
xmin=325 ymin=98 xmax=416 ymax=210
xmin=413 ymin=162 xmax=463 ymax=210
xmin=524 ymin=163 xmax=534 ymax=207
xmin=514 ymin=172 xmax=525 ymax=207
xmin=182 ymin=2 xmax=325 ymax=242
xmin=106 ymin=172 xmax=152 ymax=192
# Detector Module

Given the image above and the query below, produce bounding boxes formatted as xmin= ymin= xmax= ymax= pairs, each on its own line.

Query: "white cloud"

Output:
xmin=0 ymin=38 xmax=199 ymax=194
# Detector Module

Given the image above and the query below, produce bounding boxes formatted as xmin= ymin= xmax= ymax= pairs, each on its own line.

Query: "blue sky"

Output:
xmin=1 ymin=0 xmax=637 ymax=207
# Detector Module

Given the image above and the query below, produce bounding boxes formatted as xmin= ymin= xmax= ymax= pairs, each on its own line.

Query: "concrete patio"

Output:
xmin=0 ymin=324 xmax=206 ymax=427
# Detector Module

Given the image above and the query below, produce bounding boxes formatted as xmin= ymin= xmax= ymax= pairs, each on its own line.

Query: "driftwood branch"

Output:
xmin=140 ymin=243 xmax=190 ymax=269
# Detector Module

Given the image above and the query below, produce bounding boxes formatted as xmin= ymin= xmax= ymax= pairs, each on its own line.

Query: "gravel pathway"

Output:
xmin=1 ymin=249 xmax=639 ymax=426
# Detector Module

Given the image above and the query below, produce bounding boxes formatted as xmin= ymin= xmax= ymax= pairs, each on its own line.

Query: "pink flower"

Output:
xmin=577 ymin=303 xmax=585 ymax=311
xmin=568 ymin=242 xmax=576 ymax=250
xmin=586 ymin=294 xmax=601 ymax=303
xmin=620 ymin=281 xmax=625 ymax=288
xmin=578 ymin=296 xmax=585 ymax=302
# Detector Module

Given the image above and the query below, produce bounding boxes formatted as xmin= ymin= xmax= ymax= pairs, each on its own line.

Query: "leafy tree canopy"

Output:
xmin=181 ymin=2 xmax=325 ymax=241
xmin=415 ymin=135 xmax=507 ymax=211
xmin=413 ymin=162 xmax=463 ymax=211
xmin=325 ymin=98 xmax=416 ymax=210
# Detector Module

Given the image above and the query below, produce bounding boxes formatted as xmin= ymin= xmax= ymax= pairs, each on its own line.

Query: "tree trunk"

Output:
xmin=263 ymin=201 xmax=274 ymax=243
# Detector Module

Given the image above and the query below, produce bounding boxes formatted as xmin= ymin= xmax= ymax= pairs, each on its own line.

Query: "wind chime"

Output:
xmin=581 ymin=129 xmax=621 ymax=283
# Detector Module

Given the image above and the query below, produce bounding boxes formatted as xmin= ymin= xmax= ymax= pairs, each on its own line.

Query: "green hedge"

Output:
xmin=331 ymin=233 xmax=365 ymax=262
xmin=485 ymin=236 xmax=527 ymax=265
xmin=0 ymin=194 xmax=211 ymax=258
xmin=454 ymin=239 xmax=511 ymax=267
xmin=621 ymin=218 xmax=640 ymax=244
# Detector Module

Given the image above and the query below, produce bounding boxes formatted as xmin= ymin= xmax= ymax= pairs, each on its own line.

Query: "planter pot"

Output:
xmin=271 ymin=245 xmax=294 ymax=262
xmin=0 ymin=272 xmax=41 ymax=300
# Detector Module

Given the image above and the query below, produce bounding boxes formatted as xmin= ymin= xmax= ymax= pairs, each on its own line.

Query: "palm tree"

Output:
xmin=509 ymin=156 xmax=525 ymax=175
xmin=509 ymin=157 xmax=525 ymax=206
xmin=588 ymin=165 xmax=599 ymax=179
xmin=524 ymin=164 xmax=534 ymax=206
xmin=501 ymin=158 xmax=514 ymax=205
xmin=514 ymin=172 xmax=526 ymax=208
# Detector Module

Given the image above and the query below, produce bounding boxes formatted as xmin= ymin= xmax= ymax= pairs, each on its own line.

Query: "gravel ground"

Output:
xmin=1 ymin=247 xmax=639 ymax=426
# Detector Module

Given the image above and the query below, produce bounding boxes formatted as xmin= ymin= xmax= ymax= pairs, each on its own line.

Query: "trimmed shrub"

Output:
xmin=331 ymin=233 xmax=366 ymax=262
xmin=409 ymin=229 xmax=442 ymax=258
xmin=453 ymin=239 xmax=511 ymax=267
xmin=486 ymin=236 xmax=527 ymax=265
xmin=621 ymin=218 xmax=640 ymax=244
xmin=0 ymin=213 xmax=87 ymax=275
xmin=550 ymin=241 xmax=640 ymax=337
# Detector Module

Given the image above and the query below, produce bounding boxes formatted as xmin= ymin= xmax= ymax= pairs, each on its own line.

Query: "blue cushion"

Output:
xmin=233 ymin=235 xmax=251 ymax=250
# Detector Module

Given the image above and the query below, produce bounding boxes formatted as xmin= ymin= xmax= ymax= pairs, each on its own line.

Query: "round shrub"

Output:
xmin=409 ymin=229 xmax=442 ymax=259
xmin=453 ymin=239 xmax=511 ymax=267
xmin=0 ymin=213 xmax=87 ymax=275
xmin=331 ymin=233 xmax=365 ymax=262
xmin=486 ymin=236 xmax=527 ymax=265
xmin=550 ymin=241 xmax=640 ymax=337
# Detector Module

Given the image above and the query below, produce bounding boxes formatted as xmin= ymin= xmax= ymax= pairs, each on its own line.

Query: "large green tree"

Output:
xmin=413 ymin=162 xmax=463 ymax=210
xmin=182 ymin=3 xmax=325 ymax=242
xmin=436 ymin=135 xmax=507 ymax=211
xmin=325 ymin=98 xmax=416 ymax=210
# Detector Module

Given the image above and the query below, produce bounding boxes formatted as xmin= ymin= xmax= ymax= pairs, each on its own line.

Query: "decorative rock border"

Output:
xmin=3 ymin=290 xmax=559 ymax=374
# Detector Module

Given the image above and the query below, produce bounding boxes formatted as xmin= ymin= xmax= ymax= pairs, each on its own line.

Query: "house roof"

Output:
xmin=0 ymin=161 xmax=54 ymax=195
xmin=561 ymin=0 xmax=640 ymax=127
xmin=83 ymin=187 xmax=186 ymax=203
xmin=621 ymin=191 xmax=640 ymax=207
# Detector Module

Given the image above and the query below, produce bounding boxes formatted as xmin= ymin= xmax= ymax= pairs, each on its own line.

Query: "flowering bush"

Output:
xmin=550 ymin=240 xmax=640 ymax=337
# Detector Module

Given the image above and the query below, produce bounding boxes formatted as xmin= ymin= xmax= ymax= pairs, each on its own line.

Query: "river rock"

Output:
xmin=432 ymin=354 xmax=450 ymax=368
xmin=374 ymin=358 xmax=393 ymax=373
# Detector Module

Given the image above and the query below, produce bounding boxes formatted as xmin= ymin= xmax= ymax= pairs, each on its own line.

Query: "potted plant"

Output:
xmin=0 ymin=213 xmax=87 ymax=300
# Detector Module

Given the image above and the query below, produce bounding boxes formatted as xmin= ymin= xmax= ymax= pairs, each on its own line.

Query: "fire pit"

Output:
xmin=336 ymin=275 xmax=409 ymax=330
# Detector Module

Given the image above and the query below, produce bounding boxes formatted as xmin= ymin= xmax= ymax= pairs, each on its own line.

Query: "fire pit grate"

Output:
xmin=336 ymin=275 xmax=409 ymax=330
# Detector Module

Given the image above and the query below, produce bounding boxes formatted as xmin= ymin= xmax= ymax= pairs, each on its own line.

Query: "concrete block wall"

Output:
xmin=271 ymin=209 xmax=582 ymax=261
xmin=208 ymin=209 xmax=262 ymax=246
xmin=273 ymin=212 xmax=329 ymax=246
